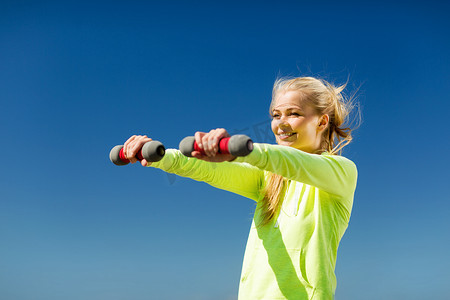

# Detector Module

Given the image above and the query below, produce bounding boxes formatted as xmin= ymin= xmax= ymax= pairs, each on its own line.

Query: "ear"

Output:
xmin=317 ymin=114 xmax=329 ymax=131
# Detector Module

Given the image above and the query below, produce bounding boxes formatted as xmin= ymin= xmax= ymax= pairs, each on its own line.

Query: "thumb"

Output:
xmin=141 ymin=159 xmax=150 ymax=167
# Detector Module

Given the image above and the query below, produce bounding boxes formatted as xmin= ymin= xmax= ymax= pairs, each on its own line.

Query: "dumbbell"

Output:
xmin=179 ymin=134 xmax=253 ymax=157
xmin=109 ymin=140 xmax=166 ymax=166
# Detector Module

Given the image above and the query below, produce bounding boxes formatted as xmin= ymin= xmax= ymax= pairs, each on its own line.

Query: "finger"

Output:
xmin=124 ymin=135 xmax=152 ymax=161
xmin=205 ymin=129 xmax=227 ymax=156
xmin=124 ymin=135 xmax=137 ymax=147
xmin=123 ymin=135 xmax=136 ymax=151
xmin=194 ymin=132 xmax=205 ymax=149
xmin=210 ymin=129 xmax=227 ymax=154
xmin=202 ymin=131 xmax=216 ymax=157
xmin=141 ymin=158 xmax=150 ymax=167
xmin=209 ymin=137 xmax=219 ymax=156
xmin=191 ymin=151 xmax=204 ymax=159
xmin=123 ymin=135 xmax=137 ymax=160
xmin=127 ymin=136 xmax=144 ymax=159
xmin=216 ymin=128 xmax=230 ymax=139
xmin=192 ymin=151 xmax=211 ymax=161
xmin=130 ymin=135 xmax=150 ymax=157
xmin=210 ymin=129 xmax=222 ymax=156
xmin=217 ymin=128 xmax=231 ymax=153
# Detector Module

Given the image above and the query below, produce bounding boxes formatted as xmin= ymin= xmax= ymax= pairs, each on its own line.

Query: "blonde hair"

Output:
xmin=258 ymin=76 xmax=358 ymax=226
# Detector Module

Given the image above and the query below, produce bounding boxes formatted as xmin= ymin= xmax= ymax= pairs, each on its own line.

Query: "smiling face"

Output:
xmin=271 ymin=90 xmax=328 ymax=153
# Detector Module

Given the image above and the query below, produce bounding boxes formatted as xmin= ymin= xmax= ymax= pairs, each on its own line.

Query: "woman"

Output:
xmin=123 ymin=76 xmax=358 ymax=299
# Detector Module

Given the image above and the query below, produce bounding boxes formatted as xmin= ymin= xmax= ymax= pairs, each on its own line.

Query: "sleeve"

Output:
xmin=149 ymin=149 xmax=265 ymax=201
xmin=234 ymin=143 xmax=358 ymax=198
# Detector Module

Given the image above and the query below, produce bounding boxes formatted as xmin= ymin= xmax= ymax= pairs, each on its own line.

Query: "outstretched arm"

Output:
xmin=234 ymin=143 xmax=358 ymax=198
xmin=150 ymin=149 xmax=265 ymax=201
xmin=121 ymin=133 xmax=264 ymax=201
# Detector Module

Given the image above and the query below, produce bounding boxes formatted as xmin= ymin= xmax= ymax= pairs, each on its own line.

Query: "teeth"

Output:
xmin=279 ymin=132 xmax=295 ymax=137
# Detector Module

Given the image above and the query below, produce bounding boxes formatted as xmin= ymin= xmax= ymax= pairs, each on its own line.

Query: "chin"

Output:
xmin=277 ymin=139 xmax=295 ymax=147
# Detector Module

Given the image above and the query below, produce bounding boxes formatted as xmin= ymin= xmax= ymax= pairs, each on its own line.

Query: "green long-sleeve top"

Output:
xmin=150 ymin=143 xmax=357 ymax=299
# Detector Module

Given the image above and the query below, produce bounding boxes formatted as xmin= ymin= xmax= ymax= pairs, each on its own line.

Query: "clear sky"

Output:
xmin=1 ymin=1 xmax=449 ymax=299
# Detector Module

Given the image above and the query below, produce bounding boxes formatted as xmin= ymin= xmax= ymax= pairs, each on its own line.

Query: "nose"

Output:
xmin=274 ymin=116 xmax=290 ymax=129
xmin=279 ymin=114 xmax=290 ymax=124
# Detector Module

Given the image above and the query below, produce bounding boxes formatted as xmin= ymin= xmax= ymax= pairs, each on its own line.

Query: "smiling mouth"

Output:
xmin=278 ymin=132 xmax=296 ymax=139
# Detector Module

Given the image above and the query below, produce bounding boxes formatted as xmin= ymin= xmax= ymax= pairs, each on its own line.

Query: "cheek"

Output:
xmin=290 ymin=119 xmax=304 ymax=130
xmin=303 ymin=121 xmax=319 ymax=137
xmin=271 ymin=120 xmax=278 ymax=133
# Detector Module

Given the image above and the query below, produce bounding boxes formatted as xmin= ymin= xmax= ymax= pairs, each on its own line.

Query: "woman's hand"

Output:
xmin=123 ymin=135 xmax=153 ymax=167
xmin=192 ymin=128 xmax=236 ymax=162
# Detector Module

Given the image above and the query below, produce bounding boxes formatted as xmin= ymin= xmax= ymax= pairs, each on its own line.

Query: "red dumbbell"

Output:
xmin=179 ymin=134 xmax=253 ymax=157
xmin=109 ymin=140 xmax=165 ymax=166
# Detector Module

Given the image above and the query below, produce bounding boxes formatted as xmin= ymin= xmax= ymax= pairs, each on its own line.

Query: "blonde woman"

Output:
xmin=123 ymin=77 xmax=358 ymax=299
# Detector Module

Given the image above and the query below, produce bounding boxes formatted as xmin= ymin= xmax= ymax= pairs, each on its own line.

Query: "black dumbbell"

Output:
xmin=179 ymin=134 xmax=253 ymax=157
xmin=110 ymin=140 xmax=165 ymax=166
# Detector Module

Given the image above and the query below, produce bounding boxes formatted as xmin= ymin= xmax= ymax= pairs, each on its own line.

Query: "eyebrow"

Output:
xmin=271 ymin=107 xmax=303 ymax=113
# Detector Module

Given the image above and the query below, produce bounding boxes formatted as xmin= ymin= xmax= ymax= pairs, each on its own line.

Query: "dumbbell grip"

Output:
xmin=179 ymin=134 xmax=253 ymax=157
xmin=110 ymin=140 xmax=165 ymax=166
xmin=118 ymin=147 xmax=145 ymax=162
xmin=192 ymin=138 xmax=231 ymax=155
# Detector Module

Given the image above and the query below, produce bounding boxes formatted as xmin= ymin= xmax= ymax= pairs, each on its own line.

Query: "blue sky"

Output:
xmin=1 ymin=1 xmax=449 ymax=299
